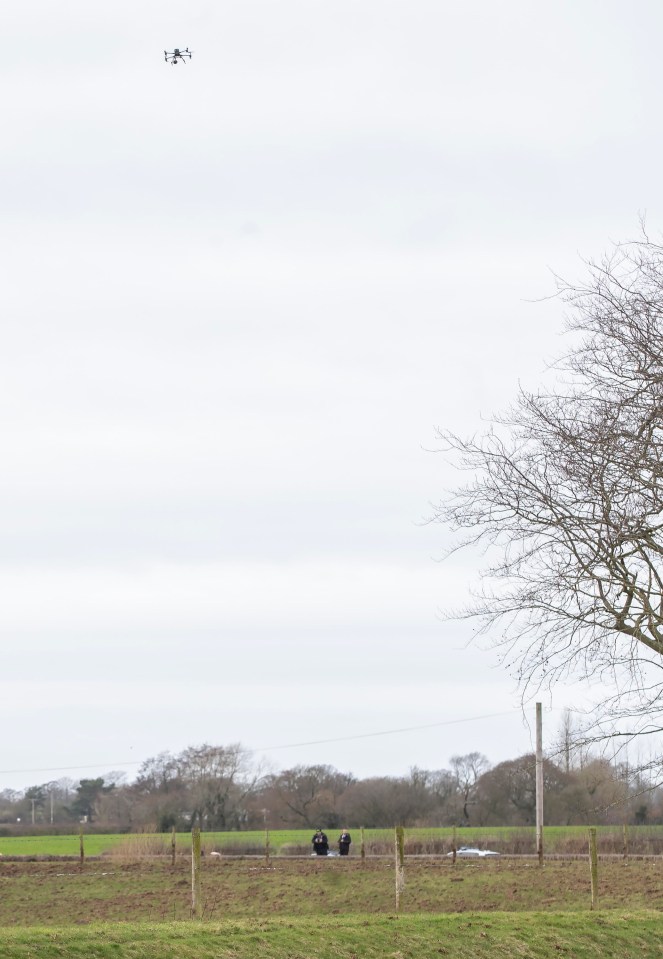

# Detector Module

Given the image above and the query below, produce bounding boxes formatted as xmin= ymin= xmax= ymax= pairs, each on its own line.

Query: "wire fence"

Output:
xmin=2 ymin=825 xmax=663 ymax=861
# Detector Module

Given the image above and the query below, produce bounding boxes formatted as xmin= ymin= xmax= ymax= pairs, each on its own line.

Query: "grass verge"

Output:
xmin=0 ymin=912 xmax=661 ymax=959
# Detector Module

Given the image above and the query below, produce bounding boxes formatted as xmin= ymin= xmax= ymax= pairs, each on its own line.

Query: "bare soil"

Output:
xmin=0 ymin=857 xmax=661 ymax=926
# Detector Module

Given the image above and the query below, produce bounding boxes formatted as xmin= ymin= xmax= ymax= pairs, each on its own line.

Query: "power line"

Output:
xmin=0 ymin=760 xmax=143 ymax=776
xmin=253 ymin=709 xmax=520 ymax=751
xmin=0 ymin=708 xmax=523 ymax=778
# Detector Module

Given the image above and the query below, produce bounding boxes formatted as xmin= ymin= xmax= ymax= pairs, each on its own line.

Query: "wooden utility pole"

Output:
xmin=535 ymin=702 xmax=544 ymax=865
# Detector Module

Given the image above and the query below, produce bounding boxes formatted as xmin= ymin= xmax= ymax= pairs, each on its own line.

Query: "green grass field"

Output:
xmin=0 ymin=913 xmax=661 ymax=959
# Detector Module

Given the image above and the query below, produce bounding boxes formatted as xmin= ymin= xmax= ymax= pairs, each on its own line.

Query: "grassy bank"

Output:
xmin=0 ymin=913 xmax=661 ymax=959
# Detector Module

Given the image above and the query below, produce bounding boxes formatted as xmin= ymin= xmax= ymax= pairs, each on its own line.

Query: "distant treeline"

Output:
xmin=1 ymin=739 xmax=659 ymax=834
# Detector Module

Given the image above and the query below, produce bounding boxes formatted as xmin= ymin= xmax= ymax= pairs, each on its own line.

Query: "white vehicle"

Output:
xmin=447 ymin=846 xmax=500 ymax=858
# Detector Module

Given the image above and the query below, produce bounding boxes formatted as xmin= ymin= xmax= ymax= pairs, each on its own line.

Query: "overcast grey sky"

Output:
xmin=2 ymin=0 xmax=662 ymax=790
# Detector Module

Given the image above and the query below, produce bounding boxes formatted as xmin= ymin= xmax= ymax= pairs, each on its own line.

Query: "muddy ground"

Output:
xmin=0 ymin=857 xmax=661 ymax=925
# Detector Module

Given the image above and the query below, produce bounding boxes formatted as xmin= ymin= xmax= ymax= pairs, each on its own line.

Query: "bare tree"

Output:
xmin=178 ymin=743 xmax=258 ymax=830
xmin=552 ymin=709 xmax=579 ymax=773
xmin=434 ymin=232 xmax=663 ymax=752
xmin=449 ymin=752 xmax=489 ymax=823
xmin=132 ymin=743 xmax=260 ymax=830
xmin=267 ymin=765 xmax=355 ymax=828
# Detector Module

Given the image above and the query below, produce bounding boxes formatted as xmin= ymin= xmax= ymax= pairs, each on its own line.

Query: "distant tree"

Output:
xmin=338 ymin=776 xmax=422 ymax=828
xmin=267 ymin=765 xmax=355 ymax=828
xmin=553 ymin=710 xmax=582 ymax=774
xmin=132 ymin=743 xmax=260 ymax=831
xmin=427 ymin=768 xmax=459 ymax=812
xmin=476 ymin=754 xmax=569 ymax=826
xmin=33 ymin=779 xmax=80 ymax=825
xmin=634 ymin=804 xmax=649 ymax=824
xmin=562 ymin=758 xmax=630 ymax=824
xmin=402 ymin=767 xmax=462 ymax=825
xmin=131 ymin=752 xmax=188 ymax=830
xmin=179 ymin=743 xmax=257 ymax=830
xmin=450 ymin=753 xmax=489 ymax=823
xmin=0 ymin=789 xmax=21 ymax=824
xmin=23 ymin=785 xmax=47 ymax=822
xmin=404 ymin=767 xmax=439 ymax=822
xmin=92 ymin=774 xmax=133 ymax=828
xmin=70 ymin=778 xmax=114 ymax=823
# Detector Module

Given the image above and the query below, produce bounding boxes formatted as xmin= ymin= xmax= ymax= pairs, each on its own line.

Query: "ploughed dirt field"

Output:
xmin=0 ymin=857 xmax=662 ymax=925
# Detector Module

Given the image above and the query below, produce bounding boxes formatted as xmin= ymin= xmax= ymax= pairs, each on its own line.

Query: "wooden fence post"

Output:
xmin=192 ymin=827 xmax=202 ymax=919
xmin=171 ymin=826 xmax=177 ymax=867
xmin=265 ymin=828 xmax=271 ymax=865
xmin=588 ymin=827 xmax=599 ymax=910
xmin=395 ymin=825 xmax=405 ymax=911
xmin=79 ymin=826 xmax=85 ymax=868
xmin=622 ymin=823 xmax=629 ymax=862
xmin=360 ymin=826 xmax=366 ymax=862
xmin=451 ymin=825 xmax=457 ymax=865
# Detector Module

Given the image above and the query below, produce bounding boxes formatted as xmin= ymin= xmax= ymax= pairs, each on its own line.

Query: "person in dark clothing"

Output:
xmin=338 ymin=829 xmax=352 ymax=856
xmin=312 ymin=829 xmax=329 ymax=855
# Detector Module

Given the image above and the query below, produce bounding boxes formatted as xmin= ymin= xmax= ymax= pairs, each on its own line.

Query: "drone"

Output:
xmin=164 ymin=47 xmax=192 ymax=65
